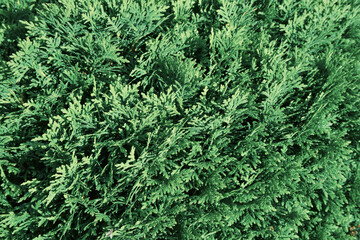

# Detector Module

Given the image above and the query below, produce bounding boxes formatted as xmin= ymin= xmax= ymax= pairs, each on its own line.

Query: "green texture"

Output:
xmin=1 ymin=0 xmax=360 ymax=239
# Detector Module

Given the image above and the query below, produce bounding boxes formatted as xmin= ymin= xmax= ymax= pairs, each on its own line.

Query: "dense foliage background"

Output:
xmin=1 ymin=0 xmax=360 ymax=239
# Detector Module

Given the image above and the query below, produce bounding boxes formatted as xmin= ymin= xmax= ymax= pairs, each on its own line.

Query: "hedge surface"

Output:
xmin=1 ymin=0 xmax=360 ymax=239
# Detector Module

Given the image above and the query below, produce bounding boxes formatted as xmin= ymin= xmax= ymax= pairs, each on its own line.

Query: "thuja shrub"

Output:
xmin=1 ymin=0 xmax=360 ymax=239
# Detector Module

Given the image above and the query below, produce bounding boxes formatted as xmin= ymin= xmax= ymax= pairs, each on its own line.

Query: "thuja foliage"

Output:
xmin=0 ymin=0 xmax=57 ymax=98
xmin=1 ymin=0 xmax=360 ymax=239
